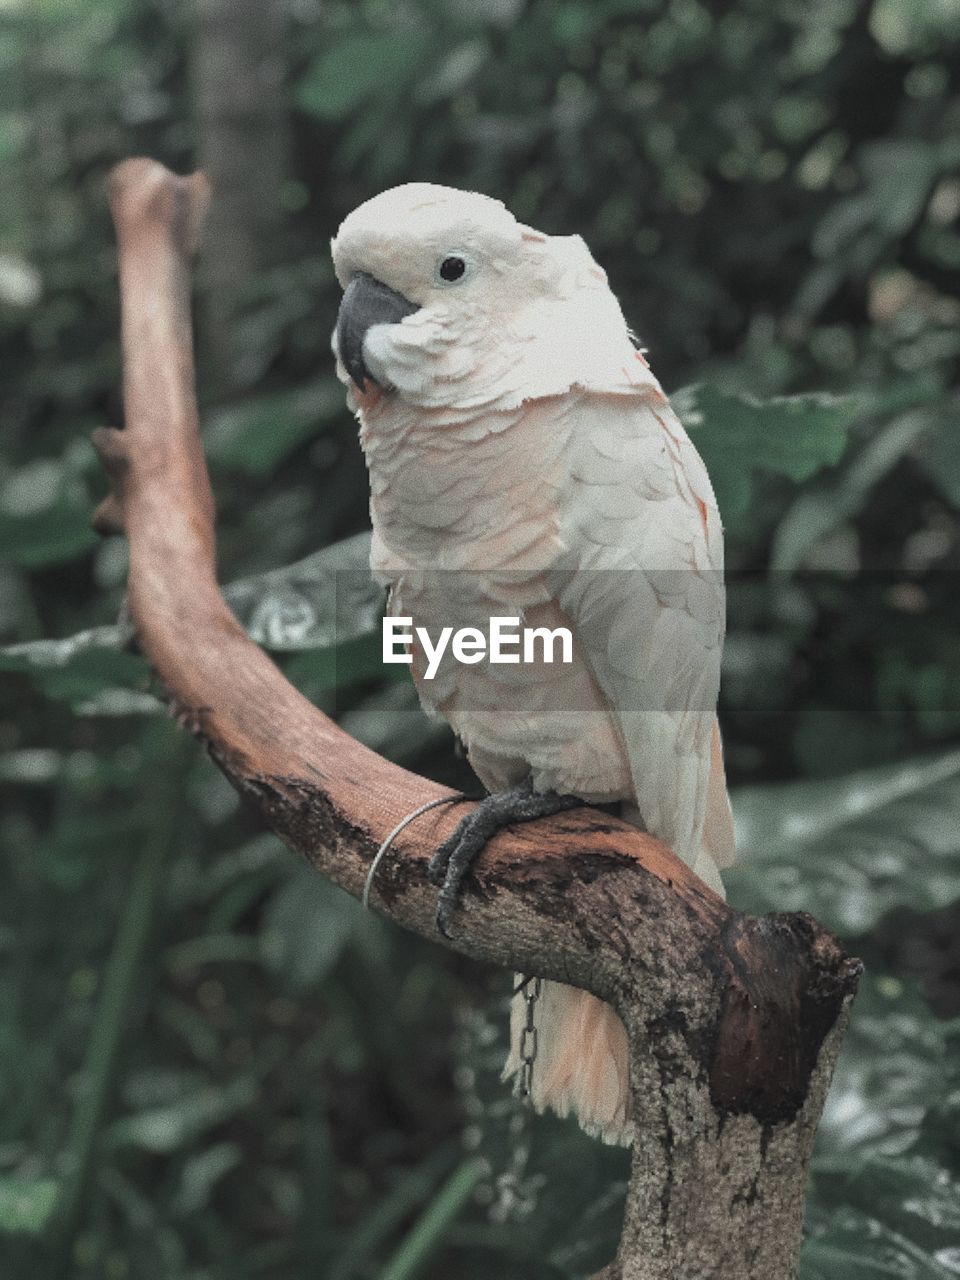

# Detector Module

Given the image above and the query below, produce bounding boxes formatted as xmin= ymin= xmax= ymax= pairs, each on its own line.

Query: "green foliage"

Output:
xmin=921 ymin=406 xmax=960 ymax=509
xmin=804 ymin=979 xmax=960 ymax=1278
xmin=0 ymin=1178 xmax=59 ymax=1236
xmin=727 ymin=751 xmax=960 ymax=935
xmin=260 ymin=868 xmax=364 ymax=993
xmin=449 ymin=1006 xmax=631 ymax=1278
xmin=378 ymin=1158 xmax=486 ymax=1280
xmin=0 ymin=452 xmax=102 ymax=568
xmin=223 ymin=532 xmax=381 ymax=652
xmin=204 ymin=380 xmax=346 ymax=478
xmin=298 ymin=32 xmax=434 ymax=122
xmin=676 ymin=384 xmax=856 ymax=524
xmin=1 ymin=0 xmax=959 ymax=1276
xmin=0 ymin=630 xmax=147 ymax=709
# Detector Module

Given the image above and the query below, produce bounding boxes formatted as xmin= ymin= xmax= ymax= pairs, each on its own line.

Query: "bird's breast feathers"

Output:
xmin=330 ymin=181 xmax=728 ymax=862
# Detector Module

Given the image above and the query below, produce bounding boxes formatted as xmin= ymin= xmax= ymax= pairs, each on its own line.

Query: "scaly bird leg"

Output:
xmin=428 ymin=779 xmax=583 ymax=937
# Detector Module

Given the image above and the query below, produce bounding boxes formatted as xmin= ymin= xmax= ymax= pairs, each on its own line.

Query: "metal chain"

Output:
xmin=484 ymin=975 xmax=545 ymax=1225
xmin=516 ymin=974 xmax=542 ymax=1100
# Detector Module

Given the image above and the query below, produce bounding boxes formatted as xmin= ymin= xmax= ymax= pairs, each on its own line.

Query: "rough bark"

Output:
xmin=94 ymin=159 xmax=862 ymax=1280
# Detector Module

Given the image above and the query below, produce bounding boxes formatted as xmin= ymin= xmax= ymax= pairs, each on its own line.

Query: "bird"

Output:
xmin=330 ymin=183 xmax=735 ymax=1145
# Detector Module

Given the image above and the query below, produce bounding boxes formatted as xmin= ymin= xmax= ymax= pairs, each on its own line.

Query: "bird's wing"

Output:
xmin=552 ymin=387 xmax=734 ymax=872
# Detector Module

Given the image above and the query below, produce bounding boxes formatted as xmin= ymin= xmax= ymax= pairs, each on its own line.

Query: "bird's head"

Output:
xmin=331 ymin=183 xmax=621 ymax=408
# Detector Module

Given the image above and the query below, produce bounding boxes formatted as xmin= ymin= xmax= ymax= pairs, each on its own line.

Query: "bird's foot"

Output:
xmin=428 ymin=779 xmax=583 ymax=938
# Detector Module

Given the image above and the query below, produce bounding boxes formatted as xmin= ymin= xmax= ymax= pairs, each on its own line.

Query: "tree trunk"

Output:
xmin=190 ymin=0 xmax=289 ymax=394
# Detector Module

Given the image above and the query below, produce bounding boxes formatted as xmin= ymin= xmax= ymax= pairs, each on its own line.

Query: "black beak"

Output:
xmin=335 ymin=271 xmax=419 ymax=391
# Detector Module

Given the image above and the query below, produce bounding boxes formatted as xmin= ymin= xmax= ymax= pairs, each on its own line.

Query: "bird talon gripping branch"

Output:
xmin=428 ymin=782 xmax=584 ymax=937
xmin=331 ymin=182 xmax=737 ymax=1144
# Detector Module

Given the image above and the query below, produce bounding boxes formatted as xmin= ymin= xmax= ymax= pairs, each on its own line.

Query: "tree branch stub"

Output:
xmin=95 ymin=158 xmax=861 ymax=1280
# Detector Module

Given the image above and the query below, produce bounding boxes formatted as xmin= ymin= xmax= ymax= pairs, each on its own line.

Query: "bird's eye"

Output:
xmin=438 ymin=254 xmax=468 ymax=284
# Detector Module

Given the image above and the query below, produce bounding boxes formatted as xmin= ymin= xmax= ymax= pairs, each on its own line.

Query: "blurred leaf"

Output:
xmin=805 ymin=1156 xmax=960 ymax=1279
xmin=0 ymin=531 xmax=381 ymax=709
xmin=816 ymin=1153 xmax=960 ymax=1249
xmin=284 ymin=632 xmax=395 ymax=697
xmin=0 ymin=1176 xmax=59 ymax=1235
xmin=110 ymin=1076 xmax=258 ymax=1155
xmin=0 ymin=626 xmax=144 ymax=708
xmin=297 ymin=31 xmax=432 ymax=121
xmin=918 ymin=406 xmax=960 ymax=509
xmin=0 ymin=504 xmax=98 ymax=568
xmin=74 ymin=688 xmax=160 ymax=717
xmin=191 ymin=833 xmax=286 ymax=904
xmin=157 ymin=998 xmax=220 ymax=1065
xmin=917 ymin=225 xmax=960 ymax=272
xmin=674 ymin=385 xmax=855 ymax=520
xmin=204 ymin=379 xmax=344 ymax=477
xmin=416 ymin=39 xmax=488 ymax=103
xmin=814 ymin=141 xmax=939 ymax=262
xmin=792 ymin=707 xmax=902 ymax=779
xmin=121 ymin=1067 xmax=209 ymax=1111
xmin=860 ymin=140 xmax=941 ymax=236
xmin=0 ymin=748 xmax=63 ymax=784
xmin=301 ymin=1100 xmax=335 ymax=1270
xmin=869 ymin=0 xmax=960 ymax=55
xmin=172 ymin=1143 xmax=242 ymax=1216
xmin=36 ymin=810 xmax=146 ymax=891
xmin=260 ymin=866 xmax=359 ymax=993
xmin=379 ymin=1158 xmax=486 ymax=1280
xmin=223 ymin=530 xmax=379 ymax=651
xmin=53 ymin=744 xmax=190 ymax=1257
xmin=338 ymin=680 xmax=452 ymax=765
xmin=727 ymin=750 xmax=960 ymax=935
xmin=772 ymin=409 xmax=935 ymax=572
xmin=816 ymin=977 xmax=952 ymax=1161
xmin=0 ymin=454 xmax=99 ymax=568
xmin=802 ymin=1206 xmax=959 ymax=1280
xmin=164 ymin=933 xmax=263 ymax=973
xmin=328 ymin=1148 xmax=455 ymax=1280
xmin=0 ymin=625 xmax=128 ymax=667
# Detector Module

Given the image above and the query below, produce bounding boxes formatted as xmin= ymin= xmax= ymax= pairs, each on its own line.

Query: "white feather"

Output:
xmin=332 ymin=184 xmax=734 ymax=1146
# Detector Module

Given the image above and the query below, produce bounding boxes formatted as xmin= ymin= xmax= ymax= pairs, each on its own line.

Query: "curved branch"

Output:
xmin=95 ymin=159 xmax=861 ymax=1280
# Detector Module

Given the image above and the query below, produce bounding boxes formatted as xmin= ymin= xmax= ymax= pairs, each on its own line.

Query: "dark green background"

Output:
xmin=1 ymin=1 xmax=959 ymax=1276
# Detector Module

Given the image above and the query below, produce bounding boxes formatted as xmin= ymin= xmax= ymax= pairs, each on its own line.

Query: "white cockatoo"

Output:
xmin=331 ymin=183 xmax=735 ymax=1145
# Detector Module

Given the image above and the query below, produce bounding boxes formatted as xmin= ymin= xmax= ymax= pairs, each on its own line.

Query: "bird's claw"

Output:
xmin=429 ymin=782 xmax=583 ymax=938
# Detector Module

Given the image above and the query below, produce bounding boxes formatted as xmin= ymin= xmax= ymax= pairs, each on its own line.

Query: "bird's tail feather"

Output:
xmin=502 ymin=750 xmax=733 ymax=1145
xmin=503 ymin=980 xmax=634 ymax=1146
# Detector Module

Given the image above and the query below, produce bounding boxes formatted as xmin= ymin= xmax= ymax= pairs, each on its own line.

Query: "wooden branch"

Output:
xmin=95 ymin=159 xmax=861 ymax=1280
